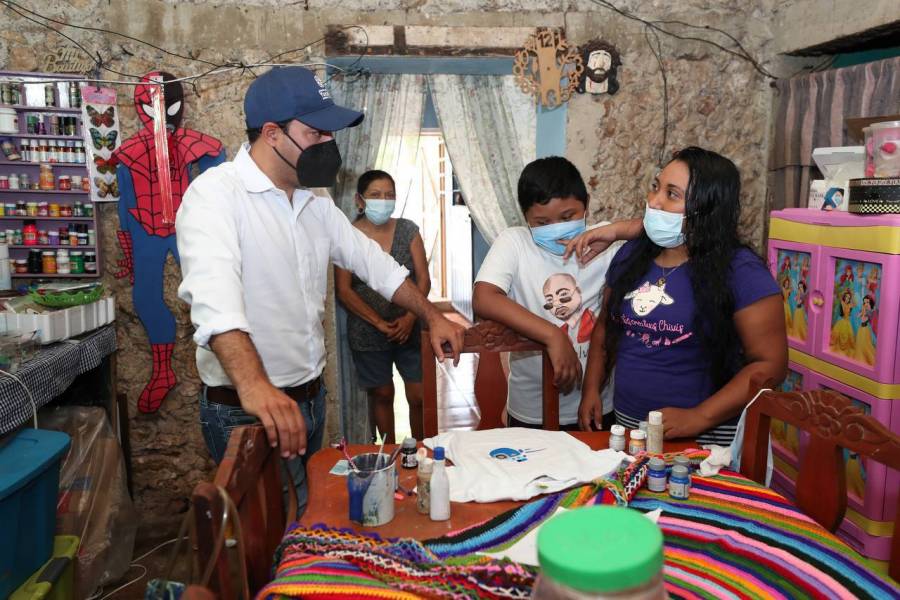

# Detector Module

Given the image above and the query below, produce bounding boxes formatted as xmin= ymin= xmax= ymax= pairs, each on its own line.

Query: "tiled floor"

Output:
xmin=391 ymin=352 xmax=480 ymax=442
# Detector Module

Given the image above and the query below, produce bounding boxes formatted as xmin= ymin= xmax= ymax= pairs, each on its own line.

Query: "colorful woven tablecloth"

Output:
xmin=258 ymin=468 xmax=899 ymax=599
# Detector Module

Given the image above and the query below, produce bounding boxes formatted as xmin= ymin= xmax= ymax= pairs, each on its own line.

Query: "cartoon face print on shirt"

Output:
xmin=543 ymin=273 xmax=597 ymax=343
xmin=542 ymin=273 xmax=582 ymax=321
xmin=624 ymin=281 xmax=674 ymax=316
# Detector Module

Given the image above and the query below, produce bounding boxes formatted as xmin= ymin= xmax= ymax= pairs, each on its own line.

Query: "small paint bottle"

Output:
xmin=647 ymin=457 xmax=668 ymax=493
xmin=608 ymin=424 xmax=626 ymax=452
xmin=400 ymin=437 xmax=418 ymax=469
xmin=669 ymin=465 xmax=690 ymax=500
xmin=673 ymin=455 xmax=692 ymax=491
xmin=628 ymin=429 xmax=646 ymax=455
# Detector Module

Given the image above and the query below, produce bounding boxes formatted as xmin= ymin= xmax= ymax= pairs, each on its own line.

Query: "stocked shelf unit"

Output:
xmin=0 ymin=70 xmax=101 ymax=281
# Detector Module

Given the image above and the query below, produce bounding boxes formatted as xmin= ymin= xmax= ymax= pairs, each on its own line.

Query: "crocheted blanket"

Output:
xmin=259 ymin=460 xmax=898 ymax=599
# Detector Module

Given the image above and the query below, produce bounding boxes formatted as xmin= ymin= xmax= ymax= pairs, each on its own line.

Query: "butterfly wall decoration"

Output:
xmin=94 ymin=156 xmax=118 ymax=174
xmin=86 ymin=105 xmax=116 ymax=128
xmin=94 ymin=176 xmax=119 ymax=198
xmin=90 ymin=128 xmax=118 ymax=151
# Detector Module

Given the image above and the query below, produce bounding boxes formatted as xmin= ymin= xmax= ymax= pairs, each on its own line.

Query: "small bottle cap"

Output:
xmin=402 ymin=437 xmax=416 ymax=449
xmin=610 ymin=424 xmax=625 ymax=436
xmin=630 ymin=429 xmax=647 ymax=440
xmin=671 ymin=465 xmax=689 ymax=478
xmin=433 ymin=446 xmax=445 ymax=461
xmin=648 ymin=411 xmax=663 ymax=425
xmin=648 ymin=457 xmax=666 ymax=470
xmin=638 ymin=421 xmax=648 ymax=432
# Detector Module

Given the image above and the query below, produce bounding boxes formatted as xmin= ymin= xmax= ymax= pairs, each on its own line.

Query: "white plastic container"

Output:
xmin=429 ymin=446 xmax=450 ymax=521
xmin=3 ymin=296 xmax=115 ymax=344
xmin=0 ymin=108 xmax=18 ymax=133
xmin=870 ymin=120 xmax=900 ymax=177
xmin=0 ymin=245 xmax=10 ymax=290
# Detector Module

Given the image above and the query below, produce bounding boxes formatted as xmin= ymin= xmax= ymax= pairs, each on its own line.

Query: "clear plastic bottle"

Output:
xmin=647 ymin=411 xmax=664 ymax=454
xmin=429 ymin=446 xmax=450 ymax=521
xmin=533 ymin=505 xmax=666 ymax=599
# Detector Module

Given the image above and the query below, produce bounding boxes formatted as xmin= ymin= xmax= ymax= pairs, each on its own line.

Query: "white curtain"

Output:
xmin=329 ymin=73 xmax=426 ymax=443
xmin=427 ymin=74 xmax=536 ymax=242
xmin=331 ymin=73 xmax=427 ymax=218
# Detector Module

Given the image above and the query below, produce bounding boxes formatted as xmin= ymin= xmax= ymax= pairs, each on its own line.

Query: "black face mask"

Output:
xmin=275 ymin=132 xmax=342 ymax=188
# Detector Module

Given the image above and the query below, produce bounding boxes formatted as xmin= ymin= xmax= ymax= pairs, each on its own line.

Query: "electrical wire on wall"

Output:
xmin=0 ymin=0 xmax=371 ymax=92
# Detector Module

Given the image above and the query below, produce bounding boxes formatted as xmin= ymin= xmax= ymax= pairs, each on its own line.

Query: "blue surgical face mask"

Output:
xmin=643 ymin=205 xmax=685 ymax=248
xmin=530 ymin=218 xmax=586 ymax=256
xmin=364 ymin=199 xmax=395 ymax=225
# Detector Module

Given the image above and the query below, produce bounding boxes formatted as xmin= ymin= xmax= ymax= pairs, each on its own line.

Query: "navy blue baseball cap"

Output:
xmin=244 ymin=66 xmax=364 ymax=131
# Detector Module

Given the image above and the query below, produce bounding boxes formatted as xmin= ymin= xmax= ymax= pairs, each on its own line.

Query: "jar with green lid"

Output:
xmin=70 ymin=250 xmax=84 ymax=274
xmin=533 ymin=506 xmax=666 ymax=599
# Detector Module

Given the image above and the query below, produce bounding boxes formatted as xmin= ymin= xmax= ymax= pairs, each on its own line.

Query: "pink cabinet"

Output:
xmin=767 ymin=208 xmax=900 ymax=566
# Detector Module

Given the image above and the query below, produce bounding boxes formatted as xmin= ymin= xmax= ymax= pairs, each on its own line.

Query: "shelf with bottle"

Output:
xmin=7 ymin=244 xmax=96 ymax=250
xmin=0 ymin=160 xmax=84 ymax=167
xmin=0 ymin=216 xmax=95 ymax=221
xmin=12 ymin=273 xmax=101 ymax=279
xmin=0 ymin=189 xmax=89 ymax=195
xmin=1 ymin=133 xmax=84 ymax=141
xmin=0 ymin=104 xmax=81 ymax=114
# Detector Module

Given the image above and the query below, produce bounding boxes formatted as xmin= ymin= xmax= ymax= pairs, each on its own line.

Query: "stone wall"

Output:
xmin=1 ymin=0 xmax=893 ymax=539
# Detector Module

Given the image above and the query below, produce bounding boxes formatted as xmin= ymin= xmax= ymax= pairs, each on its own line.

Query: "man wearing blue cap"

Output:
xmin=176 ymin=67 xmax=465 ymax=513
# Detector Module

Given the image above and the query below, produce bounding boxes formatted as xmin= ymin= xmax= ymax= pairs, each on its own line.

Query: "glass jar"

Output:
xmin=533 ymin=505 xmax=666 ymax=600
xmin=70 ymin=250 xmax=84 ymax=274
xmin=81 ymin=176 xmax=90 ymax=192
xmin=48 ymin=230 xmax=59 ymax=246
xmin=84 ymin=201 xmax=94 ymax=217
xmin=44 ymin=83 xmax=56 ymax=107
xmin=25 ymin=202 xmax=38 ymax=217
xmin=38 ymin=229 xmax=49 ymax=245
xmin=72 ymin=200 xmax=82 ymax=216
xmin=56 ymin=249 xmax=70 ymax=274
xmin=88 ymin=228 xmax=96 ymax=246
xmin=27 ymin=248 xmax=42 ymax=273
xmin=60 ymin=204 xmax=72 ymax=217
xmin=15 ymin=201 xmax=25 ymax=216
xmin=37 ymin=201 xmax=48 ymax=217
xmin=68 ymin=229 xmax=78 ymax=246
xmin=58 ymin=227 xmax=68 ymax=245
xmin=646 ymin=458 xmax=667 ymax=493
xmin=628 ymin=430 xmax=647 ymax=455
xmin=0 ymin=176 xmax=8 ymax=190
xmin=8 ymin=173 xmax=19 ymax=190
xmin=48 ymin=202 xmax=60 ymax=217
xmin=668 ymin=465 xmax=690 ymax=500
xmin=38 ymin=163 xmax=54 ymax=190
xmin=41 ymin=250 xmax=56 ymax=274
xmin=84 ymin=251 xmax=97 ymax=274
xmin=58 ymin=176 xmax=71 ymax=191
xmin=14 ymin=259 xmax=27 ymax=274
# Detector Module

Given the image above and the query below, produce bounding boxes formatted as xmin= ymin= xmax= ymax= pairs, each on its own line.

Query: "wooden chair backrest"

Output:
xmin=421 ymin=318 xmax=558 ymax=437
xmin=192 ymin=425 xmax=295 ymax=599
xmin=739 ymin=388 xmax=900 ymax=581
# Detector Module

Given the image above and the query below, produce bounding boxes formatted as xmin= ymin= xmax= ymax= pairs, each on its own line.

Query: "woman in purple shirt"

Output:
xmin=575 ymin=147 xmax=787 ymax=444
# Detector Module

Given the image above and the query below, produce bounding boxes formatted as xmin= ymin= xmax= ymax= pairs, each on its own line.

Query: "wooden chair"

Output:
xmin=192 ymin=425 xmax=295 ymax=599
xmin=740 ymin=388 xmax=900 ymax=581
xmin=421 ymin=318 xmax=558 ymax=438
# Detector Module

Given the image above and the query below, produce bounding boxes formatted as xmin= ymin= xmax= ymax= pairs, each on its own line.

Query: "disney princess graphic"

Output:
xmin=866 ymin=268 xmax=880 ymax=296
xmin=854 ymin=295 xmax=877 ymax=366
xmin=780 ymin=276 xmax=793 ymax=333
xmin=829 ymin=288 xmax=856 ymax=357
xmin=542 ymin=273 xmax=596 ymax=343
xmin=792 ymin=280 xmax=808 ymax=341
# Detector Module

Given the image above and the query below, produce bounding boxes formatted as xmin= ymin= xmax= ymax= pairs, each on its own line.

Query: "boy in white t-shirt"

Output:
xmin=473 ymin=156 xmax=640 ymax=429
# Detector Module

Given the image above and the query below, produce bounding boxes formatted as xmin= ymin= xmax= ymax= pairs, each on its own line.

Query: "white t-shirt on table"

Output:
xmin=475 ymin=225 xmax=620 ymax=425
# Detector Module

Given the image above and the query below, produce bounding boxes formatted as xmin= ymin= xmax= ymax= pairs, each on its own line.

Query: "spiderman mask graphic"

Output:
xmin=113 ymin=71 xmax=225 ymax=413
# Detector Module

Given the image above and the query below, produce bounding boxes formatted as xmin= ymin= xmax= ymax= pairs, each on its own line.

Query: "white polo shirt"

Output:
xmin=176 ymin=144 xmax=409 ymax=388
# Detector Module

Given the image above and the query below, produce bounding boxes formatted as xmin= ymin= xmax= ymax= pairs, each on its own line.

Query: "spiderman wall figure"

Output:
xmin=113 ymin=72 xmax=225 ymax=413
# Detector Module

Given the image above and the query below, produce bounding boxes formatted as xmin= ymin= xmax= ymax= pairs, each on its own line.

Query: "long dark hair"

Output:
xmin=605 ymin=146 xmax=751 ymax=389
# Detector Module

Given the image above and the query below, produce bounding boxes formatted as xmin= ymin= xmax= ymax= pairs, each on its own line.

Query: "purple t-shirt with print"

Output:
xmin=609 ymin=240 xmax=780 ymax=423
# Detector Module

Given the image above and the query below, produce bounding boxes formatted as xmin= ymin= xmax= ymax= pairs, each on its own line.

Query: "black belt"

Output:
xmin=205 ymin=377 xmax=321 ymax=408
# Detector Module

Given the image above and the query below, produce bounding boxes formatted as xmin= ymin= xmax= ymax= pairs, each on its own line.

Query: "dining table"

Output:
xmin=258 ymin=430 xmax=899 ymax=599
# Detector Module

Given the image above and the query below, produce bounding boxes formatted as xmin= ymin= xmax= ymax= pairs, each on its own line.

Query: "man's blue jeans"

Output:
xmin=199 ymin=384 xmax=326 ymax=518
